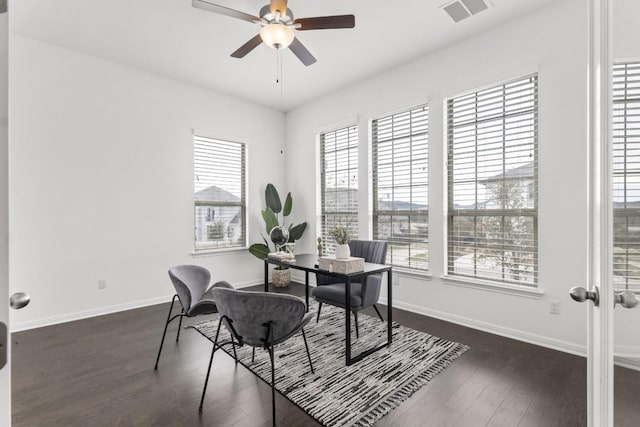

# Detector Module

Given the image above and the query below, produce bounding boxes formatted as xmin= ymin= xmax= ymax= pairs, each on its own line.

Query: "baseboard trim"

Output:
xmin=378 ymin=297 xmax=640 ymax=371
xmin=10 ymin=278 xmax=264 ymax=333
xmin=615 ymin=357 xmax=640 ymax=371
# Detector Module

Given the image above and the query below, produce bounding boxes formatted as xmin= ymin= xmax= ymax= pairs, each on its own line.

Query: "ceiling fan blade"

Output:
xmin=293 ymin=15 xmax=355 ymax=31
xmin=231 ymin=34 xmax=264 ymax=58
xmin=269 ymin=0 xmax=288 ymax=15
xmin=192 ymin=0 xmax=259 ymax=23
xmin=289 ymin=38 xmax=317 ymax=66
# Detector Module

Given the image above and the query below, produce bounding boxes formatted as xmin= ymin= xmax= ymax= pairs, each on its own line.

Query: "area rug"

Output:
xmin=189 ymin=304 xmax=469 ymax=427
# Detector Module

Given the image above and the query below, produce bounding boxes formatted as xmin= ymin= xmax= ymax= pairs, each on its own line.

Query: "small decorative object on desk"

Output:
xmin=318 ymin=256 xmax=365 ymax=274
xmin=328 ymin=220 xmax=352 ymax=259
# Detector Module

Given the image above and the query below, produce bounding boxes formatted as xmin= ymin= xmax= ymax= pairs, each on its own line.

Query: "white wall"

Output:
xmin=285 ymin=0 xmax=640 ymax=357
xmin=9 ymin=35 xmax=287 ymax=330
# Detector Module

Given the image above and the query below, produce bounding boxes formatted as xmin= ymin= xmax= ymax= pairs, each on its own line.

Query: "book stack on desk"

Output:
xmin=268 ymin=252 xmax=294 ymax=261
xmin=318 ymin=256 xmax=365 ymax=274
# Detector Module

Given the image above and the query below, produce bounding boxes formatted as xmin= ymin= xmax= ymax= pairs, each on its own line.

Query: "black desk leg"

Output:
xmin=387 ymin=270 xmax=393 ymax=345
xmin=305 ymin=271 xmax=309 ymax=312
xmin=264 ymin=261 xmax=269 ymax=292
xmin=345 ymin=278 xmax=352 ymax=366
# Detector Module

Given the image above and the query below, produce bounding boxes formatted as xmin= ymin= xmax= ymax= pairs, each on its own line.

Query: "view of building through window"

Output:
xmin=372 ymin=105 xmax=429 ymax=271
xmin=613 ymin=61 xmax=640 ymax=292
xmin=447 ymin=74 xmax=538 ymax=286
xmin=320 ymin=125 xmax=359 ymax=253
xmin=193 ymin=135 xmax=246 ymax=251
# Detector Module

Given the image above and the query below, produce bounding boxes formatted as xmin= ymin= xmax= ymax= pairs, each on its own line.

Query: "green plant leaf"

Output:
xmin=248 ymin=243 xmax=270 ymax=260
xmin=265 ymin=183 xmax=282 ymax=214
xmin=283 ymin=192 xmax=292 ymax=217
xmin=262 ymin=208 xmax=279 ymax=235
xmin=288 ymin=222 xmax=307 ymax=242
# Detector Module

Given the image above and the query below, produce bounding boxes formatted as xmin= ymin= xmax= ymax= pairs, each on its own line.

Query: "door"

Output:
xmin=0 ymin=1 xmax=9 ymax=425
xmin=573 ymin=1 xmax=640 ymax=426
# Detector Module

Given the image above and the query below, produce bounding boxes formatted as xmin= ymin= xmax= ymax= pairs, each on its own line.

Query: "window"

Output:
xmin=447 ymin=74 xmax=538 ymax=286
xmin=320 ymin=125 xmax=359 ymax=253
xmin=613 ymin=61 xmax=640 ymax=292
xmin=193 ymin=134 xmax=246 ymax=251
xmin=372 ymin=105 xmax=429 ymax=271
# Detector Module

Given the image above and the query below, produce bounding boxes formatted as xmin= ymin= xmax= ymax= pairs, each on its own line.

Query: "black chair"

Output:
xmin=154 ymin=264 xmax=233 ymax=369
xmin=313 ymin=240 xmax=388 ymax=338
xmin=199 ymin=288 xmax=314 ymax=426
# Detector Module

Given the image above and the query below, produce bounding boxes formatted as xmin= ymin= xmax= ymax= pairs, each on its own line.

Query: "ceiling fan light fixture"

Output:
xmin=260 ymin=23 xmax=295 ymax=49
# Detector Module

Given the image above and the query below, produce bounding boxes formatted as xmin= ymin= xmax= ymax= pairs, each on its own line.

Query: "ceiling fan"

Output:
xmin=192 ymin=0 xmax=355 ymax=66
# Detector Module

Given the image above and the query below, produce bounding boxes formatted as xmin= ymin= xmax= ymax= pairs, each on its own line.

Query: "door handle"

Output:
xmin=10 ymin=292 xmax=30 ymax=310
xmin=0 ymin=292 xmax=32 ymax=371
xmin=570 ymin=286 xmax=600 ymax=306
xmin=614 ymin=291 xmax=639 ymax=309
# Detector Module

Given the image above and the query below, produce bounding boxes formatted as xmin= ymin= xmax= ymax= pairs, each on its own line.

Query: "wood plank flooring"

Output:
xmin=11 ymin=283 xmax=640 ymax=426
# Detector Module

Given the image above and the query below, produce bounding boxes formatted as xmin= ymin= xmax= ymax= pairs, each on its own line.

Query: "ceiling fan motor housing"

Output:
xmin=259 ymin=4 xmax=294 ymax=24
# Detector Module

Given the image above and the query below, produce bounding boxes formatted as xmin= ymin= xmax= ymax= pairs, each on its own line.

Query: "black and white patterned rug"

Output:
xmin=190 ymin=304 xmax=469 ymax=427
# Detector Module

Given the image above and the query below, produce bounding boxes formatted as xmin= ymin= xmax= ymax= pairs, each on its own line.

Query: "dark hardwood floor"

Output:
xmin=11 ymin=283 xmax=640 ymax=426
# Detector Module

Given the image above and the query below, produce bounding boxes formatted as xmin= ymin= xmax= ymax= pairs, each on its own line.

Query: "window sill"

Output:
xmin=191 ymin=247 xmax=248 ymax=257
xmin=441 ymin=275 xmax=544 ymax=299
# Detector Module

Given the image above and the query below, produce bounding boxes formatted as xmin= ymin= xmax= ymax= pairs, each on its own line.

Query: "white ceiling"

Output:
xmin=10 ymin=0 xmax=560 ymax=112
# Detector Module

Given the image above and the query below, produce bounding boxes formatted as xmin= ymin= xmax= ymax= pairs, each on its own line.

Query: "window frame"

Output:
xmin=318 ymin=124 xmax=359 ymax=254
xmin=613 ymin=60 xmax=640 ymax=292
xmin=371 ymin=104 xmax=429 ymax=272
xmin=193 ymin=133 xmax=247 ymax=253
xmin=446 ymin=74 xmax=539 ymax=288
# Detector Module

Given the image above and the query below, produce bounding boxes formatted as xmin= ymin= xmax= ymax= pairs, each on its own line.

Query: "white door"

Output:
xmin=0 ymin=1 xmax=9 ymax=425
xmin=575 ymin=1 xmax=640 ymax=425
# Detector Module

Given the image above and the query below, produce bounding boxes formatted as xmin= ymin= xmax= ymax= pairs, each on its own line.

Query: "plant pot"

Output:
xmin=272 ymin=268 xmax=290 ymax=287
xmin=335 ymin=244 xmax=350 ymax=259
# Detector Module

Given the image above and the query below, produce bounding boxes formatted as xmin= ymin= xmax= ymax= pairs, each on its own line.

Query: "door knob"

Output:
xmin=570 ymin=286 xmax=600 ymax=306
xmin=9 ymin=292 xmax=30 ymax=310
xmin=615 ymin=291 xmax=639 ymax=309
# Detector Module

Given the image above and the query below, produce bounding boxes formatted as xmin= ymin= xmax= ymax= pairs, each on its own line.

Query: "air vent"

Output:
xmin=442 ymin=0 xmax=490 ymax=22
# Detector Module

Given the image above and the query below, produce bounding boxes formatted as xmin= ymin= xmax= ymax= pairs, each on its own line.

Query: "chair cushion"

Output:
xmin=312 ymin=283 xmax=363 ymax=309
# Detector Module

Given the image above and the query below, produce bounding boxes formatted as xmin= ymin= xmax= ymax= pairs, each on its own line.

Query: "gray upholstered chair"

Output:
xmin=154 ymin=264 xmax=234 ymax=369
xmin=313 ymin=240 xmax=388 ymax=338
xmin=199 ymin=288 xmax=314 ymax=426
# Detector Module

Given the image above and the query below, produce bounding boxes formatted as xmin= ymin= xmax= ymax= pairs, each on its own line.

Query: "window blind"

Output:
xmin=447 ymin=74 xmax=538 ymax=286
xmin=193 ymin=135 xmax=246 ymax=251
xmin=320 ymin=125 xmax=359 ymax=253
xmin=613 ymin=61 xmax=640 ymax=292
xmin=372 ymin=105 xmax=429 ymax=271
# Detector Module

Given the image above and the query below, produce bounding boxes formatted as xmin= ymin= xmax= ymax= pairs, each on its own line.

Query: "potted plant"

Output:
xmin=329 ymin=221 xmax=351 ymax=259
xmin=249 ymin=184 xmax=307 ymax=287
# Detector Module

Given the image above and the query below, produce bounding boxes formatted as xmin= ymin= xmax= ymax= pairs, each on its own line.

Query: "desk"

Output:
xmin=264 ymin=254 xmax=392 ymax=366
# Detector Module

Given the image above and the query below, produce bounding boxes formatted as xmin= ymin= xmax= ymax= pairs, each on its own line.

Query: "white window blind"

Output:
xmin=193 ymin=135 xmax=246 ymax=251
xmin=320 ymin=125 xmax=359 ymax=253
xmin=372 ymin=105 xmax=429 ymax=271
xmin=447 ymin=74 xmax=538 ymax=286
xmin=613 ymin=61 xmax=640 ymax=292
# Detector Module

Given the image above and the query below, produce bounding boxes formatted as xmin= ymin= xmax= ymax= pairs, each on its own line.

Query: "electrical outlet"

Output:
xmin=98 ymin=278 xmax=107 ymax=290
xmin=549 ymin=299 xmax=560 ymax=315
xmin=393 ymin=275 xmax=400 ymax=286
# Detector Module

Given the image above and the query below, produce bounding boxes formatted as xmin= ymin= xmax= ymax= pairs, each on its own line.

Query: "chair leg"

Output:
xmin=373 ymin=304 xmax=384 ymax=322
xmin=199 ymin=320 xmax=223 ymax=412
xmin=251 ymin=347 xmax=256 ymax=363
xmin=301 ymin=328 xmax=314 ymax=374
xmin=316 ymin=302 xmax=322 ymax=323
xmin=231 ymin=336 xmax=238 ymax=365
xmin=354 ymin=311 xmax=359 ymax=339
xmin=154 ymin=295 xmax=178 ymax=370
xmin=176 ymin=308 xmax=185 ymax=342
xmin=269 ymin=343 xmax=276 ymax=427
